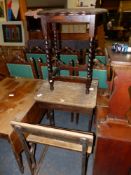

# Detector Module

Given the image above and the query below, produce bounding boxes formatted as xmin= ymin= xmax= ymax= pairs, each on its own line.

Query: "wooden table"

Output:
xmin=34 ymin=80 xmax=98 ymax=130
xmin=107 ymin=46 xmax=131 ymax=119
xmin=38 ymin=8 xmax=107 ymax=93
xmin=0 ymin=77 xmax=44 ymax=173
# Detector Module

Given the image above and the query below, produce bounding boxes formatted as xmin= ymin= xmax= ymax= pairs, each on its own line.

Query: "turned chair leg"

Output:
xmin=47 ymin=109 xmax=55 ymax=126
xmin=71 ymin=112 xmax=74 ymax=122
xmin=76 ymin=113 xmax=79 ymax=124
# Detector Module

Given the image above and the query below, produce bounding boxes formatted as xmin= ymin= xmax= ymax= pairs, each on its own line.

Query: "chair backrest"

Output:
xmin=6 ymin=60 xmax=37 ymax=79
xmin=11 ymin=120 xmax=94 ymax=175
xmin=59 ymin=47 xmax=79 ymax=65
xmin=11 ymin=121 xmax=94 ymax=153
xmin=86 ymin=55 xmax=107 ymax=65
xmin=77 ymin=64 xmax=108 ymax=89
xmin=38 ymin=62 xmax=73 ymax=80
xmin=26 ymin=53 xmax=47 ymax=78
xmin=60 ymin=54 xmax=78 ymax=65
xmin=26 ymin=53 xmax=47 ymax=64
xmin=38 ymin=61 xmax=108 ymax=88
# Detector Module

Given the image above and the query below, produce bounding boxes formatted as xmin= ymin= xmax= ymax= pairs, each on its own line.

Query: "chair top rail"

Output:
xmin=11 ymin=121 xmax=94 ymax=144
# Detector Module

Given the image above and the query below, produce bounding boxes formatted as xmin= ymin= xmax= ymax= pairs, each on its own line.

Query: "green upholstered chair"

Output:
xmin=40 ymin=65 xmax=48 ymax=80
xmin=26 ymin=53 xmax=78 ymax=65
xmin=6 ymin=62 xmax=37 ymax=79
xmin=85 ymin=55 xmax=108 ymax=89
xmin=68 ymin=65 xmax=108 ymax=125
xmin=86 ymin=55 xmax=107 ymax=65
xmin=79 ymin=69 xmax=108 ymax=89
xmin=39 ymin=64 xmax=71 ymax=80
xmin=26 ymin=53 xmax=47 ymax=78
xmin=38 ymin=63 xmax=76 ymax=125
xmin=60 ymin=54 xmax=78 ymax=65
xmin=26 ymin=53 xmax=47 ymax=63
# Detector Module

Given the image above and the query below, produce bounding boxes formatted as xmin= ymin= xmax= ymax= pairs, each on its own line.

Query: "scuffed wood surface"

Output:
xmin=35 ymin=80 xmax=98 ymax=109
xmin=0 ymin=77 xmax=43 ymax=136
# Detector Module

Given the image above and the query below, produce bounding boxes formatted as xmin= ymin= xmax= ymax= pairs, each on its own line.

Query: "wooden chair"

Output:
xmin=26 ymin=53 xmax=47 ymax=78
xmin=26 ymin=53 xmax=47 ymax=64
xmin=59 ymin=47 xmax=79 ymax=65
xmin=6 ymin=60 xmax=38 ymax=79
xmin=38 ymin=62 xmax=95 ymax=128
xmin=38 ymin=8 xmax=107 ymax=93
xmin=68 ymin=64 xmax=108 ymax=125
xmin=86 ymin=55 xmax=107 ymax=66
xmin=38 ymin=62 xmax=77 ymax=125
xmin=11 ymin=121 xmax=94 ymax=175
xmin=77 ymin=65 xmax=108 ymax=89
xmin=60 ymin=54 xmax=78 ymax=65
xmin=38 ymin=61 xmax=75 ymax=80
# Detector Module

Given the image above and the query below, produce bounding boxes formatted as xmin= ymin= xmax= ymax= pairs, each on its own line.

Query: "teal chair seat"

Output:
xmin=40 ymin=66 xmax=70 ymax=80
xmin=7 ymin=63 xmax=35 ymax=79
xmin=26 ymin=53 xmax=47 ymax=63
xmin=86 ymin=55 xmax=107 ymax=65
xmin=79 ymin=69 xmax=108 ymax=89
xmin=26 ymin=53 xmax=47 ymax=78
xmin=40 ymin=66 xmax=48 ymax=80
xmin=60 ymin=54 xmax=78 ymax=65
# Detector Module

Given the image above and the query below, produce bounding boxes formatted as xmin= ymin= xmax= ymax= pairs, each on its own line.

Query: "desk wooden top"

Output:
xmin=35 ymin=80 xmax=98 ymax=111
xmin=38 ymin=8 xmax=107 ymax=16
xmin=0 ymin=77 xmax=42 ymax=137
xmin=107 ymin=47 xmax=131 ymax=66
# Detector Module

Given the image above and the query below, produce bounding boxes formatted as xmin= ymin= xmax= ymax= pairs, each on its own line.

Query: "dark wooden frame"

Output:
xmin=38 ymin=8 xmax=107 ymax=93
xmin=11 ymin=121 xmax=94 ymax=175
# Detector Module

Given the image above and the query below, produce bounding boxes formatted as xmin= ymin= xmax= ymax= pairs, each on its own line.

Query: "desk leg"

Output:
xmin=47 ymin=109 xmax=55 ymax=126
xmin=14 ymin=152 xmax=24 ymax=173
xmin=81 ymin=139 xmax=88 ymax=175
xmin=9 ymin=138 xmax=24 ymax=173
xmin=88 ymin=109 xmax=94 ymax=132
xmin=71 ymin=112 xmax=79 ymax=124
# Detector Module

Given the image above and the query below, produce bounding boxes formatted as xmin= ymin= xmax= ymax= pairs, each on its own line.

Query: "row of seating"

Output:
xmin=6 ymin=53 xmax=108 ymax=89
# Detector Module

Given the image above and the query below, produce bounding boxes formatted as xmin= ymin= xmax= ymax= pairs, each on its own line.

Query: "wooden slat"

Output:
xmin=27 ymin=135 xmax=93 ymax=153
xmin=11 ymin=121 xmax=93 ymax=142
xmin=11 ymin=121 xmax=94 ymax=154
